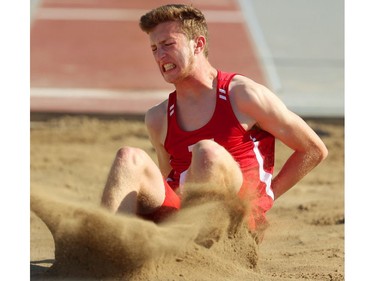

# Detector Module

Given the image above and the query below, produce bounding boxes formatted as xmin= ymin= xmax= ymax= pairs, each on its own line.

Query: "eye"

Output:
xmin=165 ymin=42 xmax=175 ymax=47
xmin=151 ymin=46 xmax=157 ymax=52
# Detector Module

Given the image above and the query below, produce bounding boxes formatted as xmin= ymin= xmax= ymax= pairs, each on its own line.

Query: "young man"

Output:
xmin=100 ymin=4 xmax=328 ymax=234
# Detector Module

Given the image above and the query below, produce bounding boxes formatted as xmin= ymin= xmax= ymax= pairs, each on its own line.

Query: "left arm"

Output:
xmin=231 ymin=76 xmax=328 ymax=200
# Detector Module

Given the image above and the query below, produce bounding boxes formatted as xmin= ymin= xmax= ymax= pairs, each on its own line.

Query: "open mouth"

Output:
xmin=163 ymin=63 xmax=176 ymax=72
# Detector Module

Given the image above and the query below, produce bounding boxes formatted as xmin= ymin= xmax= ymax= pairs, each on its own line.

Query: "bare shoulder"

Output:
xmin=145 ymin=99 xmax=168 ymax=142
xmin=230 ymin=74 xmax=262 ymax=93
xmin=229 ymin=74 xmax=288 ymax=121
xmin=145 ymin=100 xmax=167 ymax=128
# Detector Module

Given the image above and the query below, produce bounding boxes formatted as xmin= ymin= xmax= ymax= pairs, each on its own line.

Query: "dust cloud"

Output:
xmin=31 ymin=182 xmax=259 ymax=281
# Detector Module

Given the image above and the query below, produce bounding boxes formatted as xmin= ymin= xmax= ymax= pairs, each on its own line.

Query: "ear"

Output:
xmin=194 ymin=36 xmax=206 ymax=55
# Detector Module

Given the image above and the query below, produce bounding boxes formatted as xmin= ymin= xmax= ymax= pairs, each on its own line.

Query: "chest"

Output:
xmin=176 ymin=95 xmax=216 ymax=132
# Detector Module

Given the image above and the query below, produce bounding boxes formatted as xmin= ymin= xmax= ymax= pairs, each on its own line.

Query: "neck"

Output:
xmin=174 ymin=63 xmax=217 ymax=98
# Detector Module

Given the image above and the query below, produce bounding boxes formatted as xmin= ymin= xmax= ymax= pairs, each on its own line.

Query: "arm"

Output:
xmin=231 ymin=76 xmax=328 ymax=200
xmin=144 ymin=101 xmax=173 ymax=178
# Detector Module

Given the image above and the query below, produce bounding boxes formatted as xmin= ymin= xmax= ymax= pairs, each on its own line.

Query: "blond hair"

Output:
xmin=139 ymin=4 xmax=209 ymax=57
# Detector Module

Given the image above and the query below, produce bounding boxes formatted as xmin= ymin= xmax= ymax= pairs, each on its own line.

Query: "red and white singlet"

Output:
xmin=164 ymin=70 xmax=275 ymax=225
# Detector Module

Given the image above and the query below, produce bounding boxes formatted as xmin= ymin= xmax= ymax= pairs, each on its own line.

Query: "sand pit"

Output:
xmin=30 ymin=115 xmax=344 ymax=280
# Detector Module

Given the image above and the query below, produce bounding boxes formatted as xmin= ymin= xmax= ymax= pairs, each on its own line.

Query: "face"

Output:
xmin=149 ymin=21 xmax=196 ymax=84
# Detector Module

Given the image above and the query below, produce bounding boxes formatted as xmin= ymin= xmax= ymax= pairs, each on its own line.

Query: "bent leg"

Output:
xmin=184 ymin=139 xmax=243 ymax=194
xmin=101 ymin=146 xmax=165 ymax=215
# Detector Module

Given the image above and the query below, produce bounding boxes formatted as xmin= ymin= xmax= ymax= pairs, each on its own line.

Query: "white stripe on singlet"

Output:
xmin=251 ymin=138 xmax=274 ymax=200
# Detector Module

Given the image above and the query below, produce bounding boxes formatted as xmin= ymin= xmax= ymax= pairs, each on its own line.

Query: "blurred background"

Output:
xmin=30 ymin=0 xmax=344 ymax=118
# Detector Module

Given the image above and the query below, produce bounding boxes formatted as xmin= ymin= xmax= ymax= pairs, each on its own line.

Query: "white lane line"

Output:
xmin=30 ymin=88 xmax=171 ymax=100
xmin=35 ymin=8 xmax=244 ymax=23
xmin=31 ymin=0 xmax=43 ymax=22
xmin=237 ymin=0 xmax=282 ymax=92
xmin=36 ymin=8 xmax=144 ymax=21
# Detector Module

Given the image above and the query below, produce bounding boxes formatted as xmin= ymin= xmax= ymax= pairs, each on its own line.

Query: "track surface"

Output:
xmin=30 ymin=0 xmax=266 ymax=115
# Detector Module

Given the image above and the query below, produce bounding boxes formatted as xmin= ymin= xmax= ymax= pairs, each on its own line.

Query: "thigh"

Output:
xmin=133 ymin=148 xmax=168 ymax=214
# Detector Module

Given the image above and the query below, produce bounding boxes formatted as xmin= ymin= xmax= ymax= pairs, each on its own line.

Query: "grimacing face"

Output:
xmin=149 ymin=21 xmax=198 ymax=84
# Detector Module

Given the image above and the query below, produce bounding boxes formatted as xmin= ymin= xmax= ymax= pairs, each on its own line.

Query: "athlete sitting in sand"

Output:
xmin=100 ymin=4 xmax=328 ymax=236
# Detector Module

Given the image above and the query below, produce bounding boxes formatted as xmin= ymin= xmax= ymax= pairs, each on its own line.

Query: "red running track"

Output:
xmin=30 ymin=0 xmax=266 ymax=115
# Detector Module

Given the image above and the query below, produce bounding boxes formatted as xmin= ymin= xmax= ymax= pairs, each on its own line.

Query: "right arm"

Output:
xmin=144 ymin=100 xmax=172 ymax=178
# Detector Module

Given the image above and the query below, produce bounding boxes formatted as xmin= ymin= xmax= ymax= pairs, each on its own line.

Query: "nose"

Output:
xmin=154 ymin=47 xmax=166 ymax=61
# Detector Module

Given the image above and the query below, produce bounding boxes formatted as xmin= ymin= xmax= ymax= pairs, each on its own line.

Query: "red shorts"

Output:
xmin=139 ymin=179 xmax=181 ymax=223
xmin=238 ymin=176 xmax=274 ymax=232
xmin=141 ymin=177 xmax=273 ymax=233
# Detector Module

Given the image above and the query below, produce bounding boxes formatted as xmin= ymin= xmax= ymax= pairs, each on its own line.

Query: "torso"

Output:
xmin=164 ymin=69 xmax=274 ymax=178
xmin=151 ymin=69 xmax=275 ymax=214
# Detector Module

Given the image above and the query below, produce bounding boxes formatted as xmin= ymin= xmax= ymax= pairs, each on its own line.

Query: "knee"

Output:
xmin=115 ymin=146 xmax=148 ymax=167
xmin=191 ymin=139 xmax=224 ymax=163
xmin=187 ymin=140 xmax=242 ymax=192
